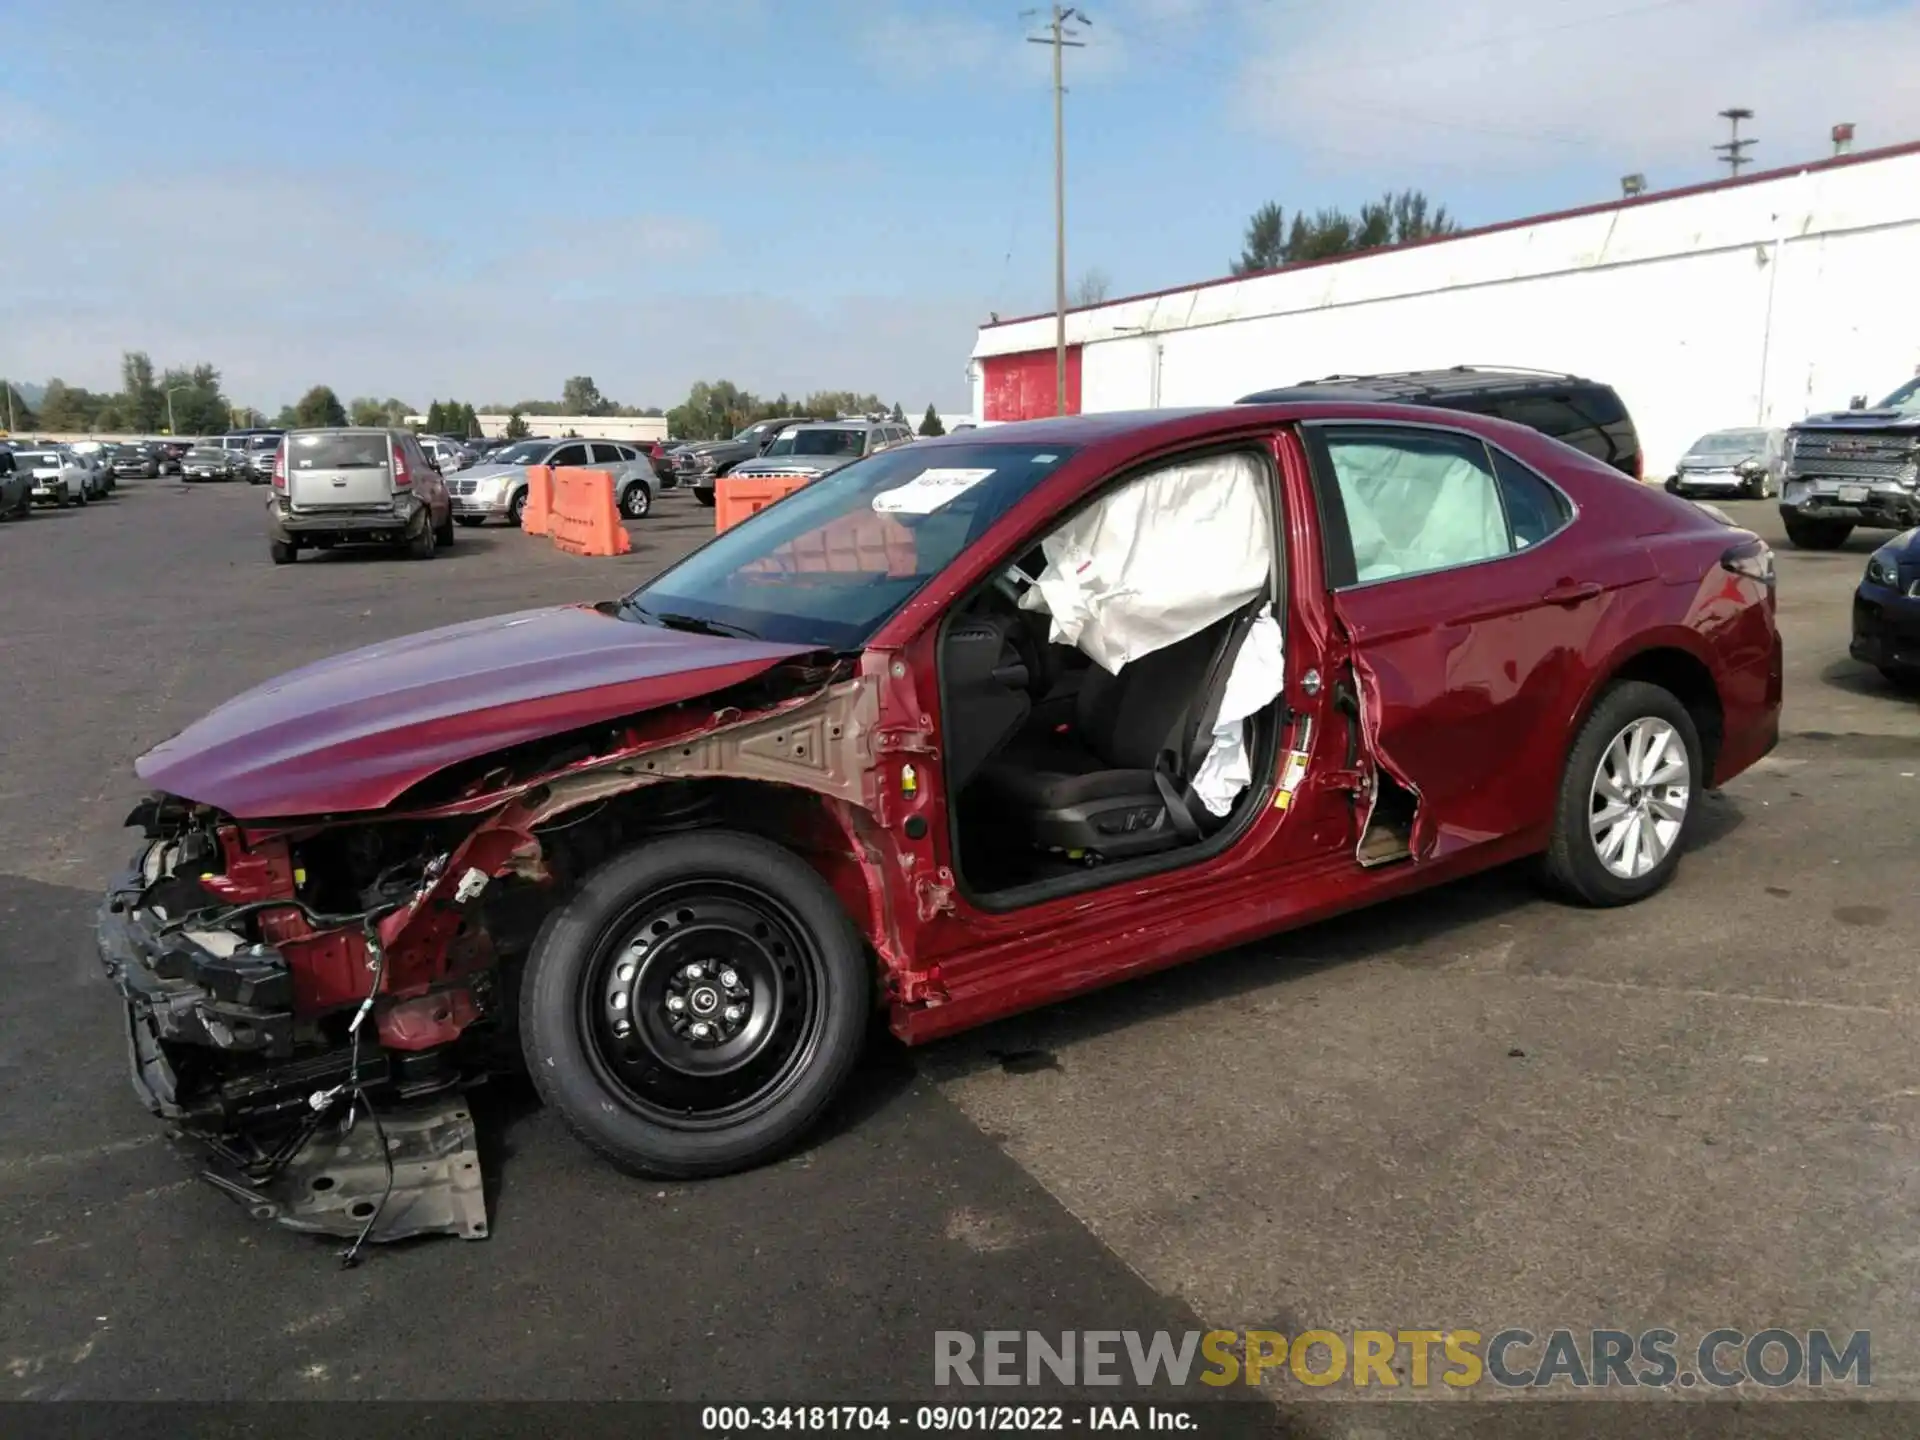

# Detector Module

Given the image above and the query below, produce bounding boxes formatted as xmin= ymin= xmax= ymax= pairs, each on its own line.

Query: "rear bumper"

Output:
xmin=269 ymin=497 xmax=429 ymax=542
xmin=1851 ymin=584 xmax=1920 ymax=673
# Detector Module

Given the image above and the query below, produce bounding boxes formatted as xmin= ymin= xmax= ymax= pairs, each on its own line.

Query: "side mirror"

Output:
xmin=1849 ymin=395 xmax=1868 ymax=409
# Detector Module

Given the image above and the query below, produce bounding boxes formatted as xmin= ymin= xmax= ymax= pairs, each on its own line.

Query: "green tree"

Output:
xmin=1231 ymin=201 xmax=1287 ymax=275
xmin=424 ymin=399 xmax=446 ymax=432
xmin=504 ymin=410 xmax=530 ymax=439
xmin=292 ymin=385 xmax=348 ymax=428
xmin=348 ymin=396 xmax=411 ymax=428
xmin=1234 ymin=189 xmax=1458 ymax=273
xmin=120 ymin=351 xmax=165 ymax=432
xmin=160 ymin=363 xmax=229 ymax=435
xmin=917 ymin=404 xmax=945 ymax=437
xmin=459 ymin=402 xmax=479 ymax=436
xmin=36 ymin=379 xmax=100 ymax=430
xmin=561 ymin=375 xmax=606 ymax=415
xmin=888 ymin=401 xmax=907 ymax=423
xmin=2 ymin=382 xmax=39 ymax=431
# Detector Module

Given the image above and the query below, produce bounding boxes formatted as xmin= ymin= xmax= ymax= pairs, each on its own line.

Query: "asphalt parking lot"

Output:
xmin=2 ymin=474 xmax=1917 ymax=1422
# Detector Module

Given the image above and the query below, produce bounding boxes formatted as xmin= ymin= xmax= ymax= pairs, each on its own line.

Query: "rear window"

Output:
xmin=289 ymin=433 xmax=390 ymax=470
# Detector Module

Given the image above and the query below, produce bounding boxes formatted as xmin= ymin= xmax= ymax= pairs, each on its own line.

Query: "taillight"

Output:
xmin=1721 ymin=537 xmax=1775 ymax=588
xmin=392 ymin=444 xmax=411 ymax=488
xmin=271 ymin=446 xmax=287 ymax=492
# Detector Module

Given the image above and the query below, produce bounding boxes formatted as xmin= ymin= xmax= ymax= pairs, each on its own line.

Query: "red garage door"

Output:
xmin=982 ymin=345 xmax=1081 ymax=421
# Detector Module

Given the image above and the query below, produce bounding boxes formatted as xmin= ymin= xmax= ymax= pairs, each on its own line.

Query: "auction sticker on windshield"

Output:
xmin=873 ymin=468 xmax=997 ymax=515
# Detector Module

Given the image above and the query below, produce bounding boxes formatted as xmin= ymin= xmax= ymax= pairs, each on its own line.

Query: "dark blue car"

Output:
xmin=1852 ymin=526 xmax=1920 ymax=688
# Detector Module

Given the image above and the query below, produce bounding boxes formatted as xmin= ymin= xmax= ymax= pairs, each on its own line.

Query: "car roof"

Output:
xmin=1237 ymin=366 xmax=1615 ymax=405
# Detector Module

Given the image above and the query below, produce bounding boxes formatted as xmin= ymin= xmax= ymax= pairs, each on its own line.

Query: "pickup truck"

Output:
xmin=1778 ymin=376 xmax=1920 ymax=548
xmin=668 ymin=416 xmax=819 ymax=506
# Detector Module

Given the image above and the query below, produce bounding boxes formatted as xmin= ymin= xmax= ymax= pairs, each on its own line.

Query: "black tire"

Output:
xmin=620 ymin=481 xmax=653 ymax=519
xmin=520 ymin=829 xmax=871 ymax=1180
xmin=1781 ymin=512 xmax=1852 ymax=549
xmin=694 ymin=487 xmax=716 ymax=507
xmin=456 ymin=515 xmax=485 ymax=528
xmin=506 ymin=489 xmax=527 ymax=528
xmin=406 ymin=519 xmax=437 ymax=559
xmin=268 ymin=539 xmax=297 ymax=565
xmin=435 ymin=510 xmax=455 ymax=547
xmin=1881 ymin=667 xmax=1920 ymax=693
xmin=1540 ymin=680 xmax=1703 ymax=908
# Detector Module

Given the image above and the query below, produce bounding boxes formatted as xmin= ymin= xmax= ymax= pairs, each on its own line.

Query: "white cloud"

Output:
xmin=0 ymin=172 xmax=978 ymax=412
xmin=1229 ymin=0 xmax=1920 ymax=178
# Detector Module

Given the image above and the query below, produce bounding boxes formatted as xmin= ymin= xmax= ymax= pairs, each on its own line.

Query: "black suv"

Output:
xmin=1238 ymin=367 xmax=1642 ymax=480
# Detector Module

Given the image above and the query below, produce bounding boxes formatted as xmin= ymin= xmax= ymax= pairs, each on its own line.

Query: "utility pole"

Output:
xmin=2 ymin=379 xmax=14 ymax=434
xmin=1714 ymin=107 xmax=1756 ymax=176
xmin=1027 ymin=5 xmax=1088 ymax=415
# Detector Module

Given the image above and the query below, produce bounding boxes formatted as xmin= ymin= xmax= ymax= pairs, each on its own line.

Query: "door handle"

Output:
xmin=1542 ymin=579 xmax=1602 ymax=606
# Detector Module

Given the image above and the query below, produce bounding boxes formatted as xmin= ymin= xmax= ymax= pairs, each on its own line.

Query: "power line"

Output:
xmin=1025 ymin=4 xmax=1087 ymax=415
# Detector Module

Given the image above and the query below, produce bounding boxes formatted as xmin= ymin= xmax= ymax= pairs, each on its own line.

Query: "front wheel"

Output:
xmin=620 ymin=482 xmax=652 ymax=519
xmin=1781 ymin=512 xmax=1852 ymax=549
xmin=694 ymin=488 xmax=716 ymax=508
xmin=519 ymin=830 xmax=871 ymax=1179
xmin=1540 ymin=680 xmax=1702 ymax=907
xmin=506 ymin=489 xmax=527 ymax=528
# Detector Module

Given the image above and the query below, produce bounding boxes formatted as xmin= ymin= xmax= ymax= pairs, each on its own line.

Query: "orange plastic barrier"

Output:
xmin=520 ymin=465 xmax=553 ymax=536
xmin=547 ymin=466 xmax=632 ymax=557
xmin=715 ymin=472 xmax=810 ymax=533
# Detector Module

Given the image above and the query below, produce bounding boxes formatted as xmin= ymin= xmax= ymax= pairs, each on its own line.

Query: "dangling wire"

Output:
xmin=337 ymin=918 xmax=396 ymax=1270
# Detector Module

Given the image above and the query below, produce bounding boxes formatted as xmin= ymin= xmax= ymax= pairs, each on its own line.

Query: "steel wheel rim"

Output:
xmin=1588 ymin=716 xmax=1690 ymax=879
xmin=579 ymin=880 xmax=827 ymax=1131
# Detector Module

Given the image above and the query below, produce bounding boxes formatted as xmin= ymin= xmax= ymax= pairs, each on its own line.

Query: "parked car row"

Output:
xmin=0 ymin=439 xmax=118 ymax=513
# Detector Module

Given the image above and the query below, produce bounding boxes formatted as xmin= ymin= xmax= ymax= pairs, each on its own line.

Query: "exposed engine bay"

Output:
xmin=95 ymin=651 xmax=903 ymax=1258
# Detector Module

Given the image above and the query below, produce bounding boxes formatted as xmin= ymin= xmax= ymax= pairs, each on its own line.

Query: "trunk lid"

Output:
xmin=286 ymin=430 xmax=396 ymax=509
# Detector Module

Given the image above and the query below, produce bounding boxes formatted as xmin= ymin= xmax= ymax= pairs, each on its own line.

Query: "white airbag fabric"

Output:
xmin=1192 ymin=606 xmax=1286 ymax=816
xmin=1329 ymin=440 xmax=1506 ymax=582
xmin=1018 ymin=452 xmax=1272 ymax=674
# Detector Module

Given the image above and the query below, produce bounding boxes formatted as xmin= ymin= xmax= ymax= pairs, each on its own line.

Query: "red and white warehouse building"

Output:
xmin=967 ymin=140 xmax=1920 ymax=476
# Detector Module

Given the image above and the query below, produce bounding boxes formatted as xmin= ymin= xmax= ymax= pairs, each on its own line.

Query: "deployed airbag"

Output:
xmin=1192 ymin=605 xmax=1286 ymax=816
xmin=1019 ymin=452 xmax=1272 ymax=674
xmin=1328 ymin=439 xmax=1506 ymax=583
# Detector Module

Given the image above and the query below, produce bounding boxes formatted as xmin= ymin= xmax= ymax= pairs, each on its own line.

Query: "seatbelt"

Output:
xmin=1153 ymin=607 xmax=1260 ymax=840
xmin=1153 ymin=756 xmax=1205 ymax=841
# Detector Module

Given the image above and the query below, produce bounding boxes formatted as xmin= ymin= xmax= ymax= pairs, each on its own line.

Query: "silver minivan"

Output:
xmin=266 ymin=427 xmax=453 ymax=564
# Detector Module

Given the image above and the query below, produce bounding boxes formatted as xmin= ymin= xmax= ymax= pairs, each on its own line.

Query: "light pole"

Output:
xmin=1028 ymin=5 xmax=1088 ymax=415
xmin=166 ymin=385 xmax=190 ymax=437
xmin=2 ymin=378 xmax=14 ymax=434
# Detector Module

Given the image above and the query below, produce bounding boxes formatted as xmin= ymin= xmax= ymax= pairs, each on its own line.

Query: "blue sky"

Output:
xmin=3 ymin=0 xmax=1915 ymax=414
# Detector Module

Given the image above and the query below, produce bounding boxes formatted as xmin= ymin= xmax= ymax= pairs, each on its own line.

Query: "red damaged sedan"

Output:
xmin=99 ymin=403 xmax=1781 ymax=1244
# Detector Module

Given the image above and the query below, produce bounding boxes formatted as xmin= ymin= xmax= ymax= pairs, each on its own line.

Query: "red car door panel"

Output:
xmin=1306 ymin=422 xmax=1657 ymax=862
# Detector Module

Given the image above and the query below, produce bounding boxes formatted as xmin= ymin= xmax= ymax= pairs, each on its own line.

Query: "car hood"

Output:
xmin=136 ymin=605 xmax=819 ymax=819
xmin=1794 ymin=410 xmax=1920 ymax=433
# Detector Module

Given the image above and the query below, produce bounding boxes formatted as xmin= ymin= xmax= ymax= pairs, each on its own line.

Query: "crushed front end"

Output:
xmin=97 ymin=795 xmax=502 ymax=1249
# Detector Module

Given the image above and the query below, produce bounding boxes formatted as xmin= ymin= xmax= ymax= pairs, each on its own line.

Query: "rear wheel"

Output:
xmin=694 ymin=487 xmax=716 ymax=507
xmin=519 ymin=830 xmax=871 ymax=1179
xmin=268 ymin=539 xmax=297 ymax=565
xmin=435 ymin=510 xmax=455 ymax=547
xmin=1541 ymin=681 xmax=1702 ymax=907
xmin=1881 ymin=667 xmax=1920 ymax=693
xmin=620 ymin=482 xmax=653 ymax=519
xmin=406 ymin=519 xmax=437 ymax=560
xmin=1781 ymin=513 xmax=1852 ymax=549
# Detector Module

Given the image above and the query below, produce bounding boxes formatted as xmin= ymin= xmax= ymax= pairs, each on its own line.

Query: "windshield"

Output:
xmin=15 ymin=451 xmax=56 ymax=465
xmin=247 ymin=434 xmax=281 ymax=450
xmin=1689 ymin=430 xmax=1769 ymax=455
xmin=488 ymin=441 xmax=550 ymax=465
xmin=622 ymin=442 xmax=1078 ymax=649
xmin=1875 ymin=377 xmax=1920 ymax=413
xmin=185 ymin=448 xmax=224 ymax=460
xmin=766 ymin=428 xmax=864 ymax=458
